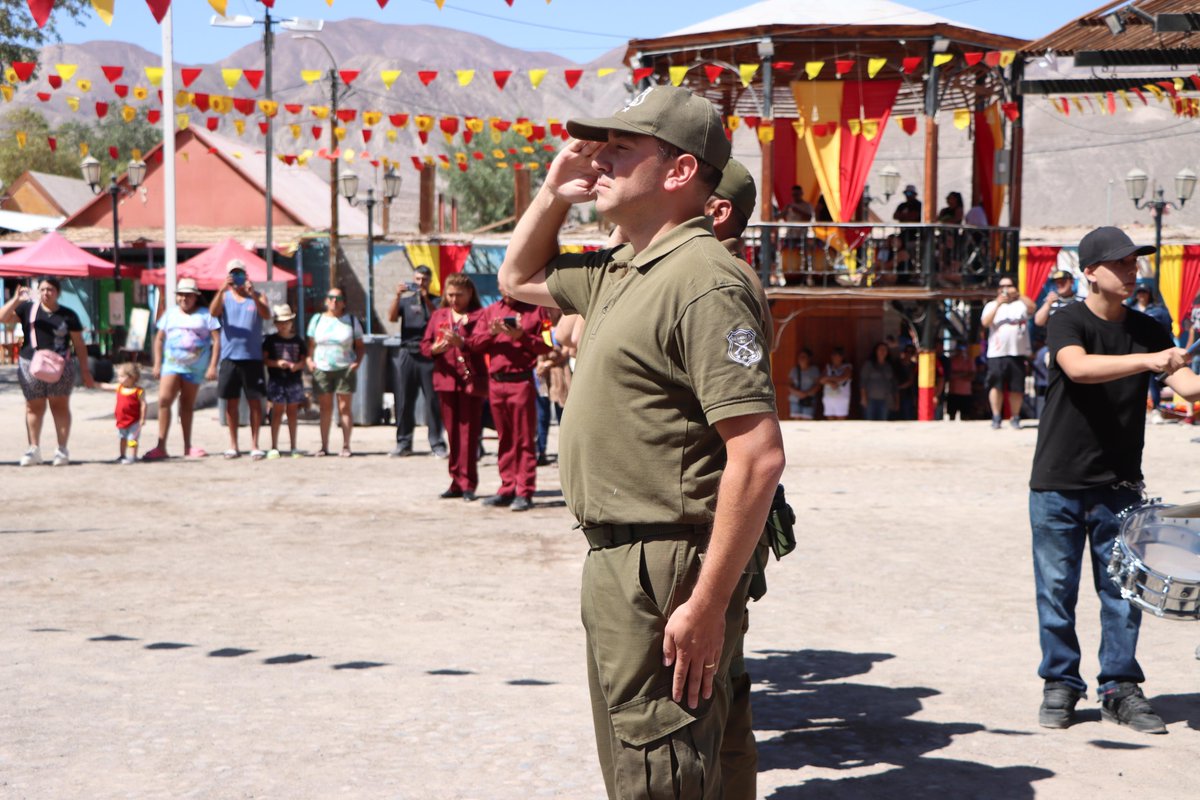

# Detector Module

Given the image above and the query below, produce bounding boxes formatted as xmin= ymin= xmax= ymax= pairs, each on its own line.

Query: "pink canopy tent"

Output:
xmin=140 ymin=238 xmax=308 ymax=289
xmin=0 ymin=231 xmax=132 ymax=278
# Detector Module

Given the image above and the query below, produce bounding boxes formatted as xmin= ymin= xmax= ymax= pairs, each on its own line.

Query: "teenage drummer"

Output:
xmin=1030 ymin=227 xmax=1200 ymax=734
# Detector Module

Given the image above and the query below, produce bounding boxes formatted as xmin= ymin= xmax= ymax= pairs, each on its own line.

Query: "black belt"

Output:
xmin=580 ymin=522 xmax=707 ymax=550
xmin=490 ymin=370 xmax=532 ymax=383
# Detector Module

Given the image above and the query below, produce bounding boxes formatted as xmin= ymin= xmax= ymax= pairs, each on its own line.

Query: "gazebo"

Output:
xmin=0 ymin=231 xmax=131 ymax=278
xmin=624 ymin=0 xmax=1028 ymax=418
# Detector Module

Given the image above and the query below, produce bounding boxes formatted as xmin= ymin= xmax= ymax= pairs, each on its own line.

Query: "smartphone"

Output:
xmin=502 ymin=316 xmax=518 ymax=328
xmin=406 ymin=282 xmax=419 ymax=292
xmin=231 ymin=271 xmax=247 ymax=287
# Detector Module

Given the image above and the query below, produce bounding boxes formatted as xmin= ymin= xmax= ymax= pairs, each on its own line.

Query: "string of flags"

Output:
xmin=1044 ymin=76 xmax=1200 ymax=118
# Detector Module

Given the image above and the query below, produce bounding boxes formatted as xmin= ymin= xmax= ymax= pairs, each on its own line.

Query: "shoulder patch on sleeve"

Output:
xmin=726 ymin=328 xmax=763 ymax=367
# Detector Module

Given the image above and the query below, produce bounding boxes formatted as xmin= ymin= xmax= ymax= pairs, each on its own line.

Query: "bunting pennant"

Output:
xmin=133 ymin=86 xmax=148 ymax=100
xmin=144 ymin=66 xmax=163 ymax=86
xmin=901 ymin=56 xmax=922 ymax=75
xmin=301 ymin=70 xmax=322 ymax=85
xmin=805 ymin=61 xmax=823 ymax=80
xmin=13 ymin=62 xmax=37 ymax=82
xmin=91 ymin=0 xmax=114 ymax=25
xmin=311 ymin=126 xmax=322 ymax=140
xmin=669 ymin=65 xmax=688 ymax=86
xmin=493 ymin=70 xmax=512 ymax=90
xmin=28 ymin=0 xmax=52 ymax=28
xmin=362 ymin=111 xmax=382 ymax=127
xmin=867 ymin=58 xmax=887 ymax=79
xmin=564 ymin=68 xmax=583 ymax=89
xmin=897 ymin=116 xmax=917 ymax=135
xmin=95 ymin=101 xmax=109 ymax=118
xmin=36 ymin=92 xmax=51 ymax=102
xmin=290 ymin=124 xmax=301 ymax=139
xmin=632 ymin=67 xmax=654 ymax=83
xmin=381 ymin=70 xmax=401 ymax=89
xmin=206 ymin=117 xmax=219 ymax=131
xmin=456 ymin=69 xmax=475 ymax=87
xmin=48 ymin=76 xmax=62 ymax=89
xmin=529 ymin=68 xmax=548 ymax=89
xmin=108 ymin=145 xmax=119 ymax=160
xmin=208 ymin=0 xmax=227 ymax=14
xmin=122 ymin=105 xmax=136 ymax=122
xmin=964 ymin=52 xmax=984 ymax=67
xmin=339 ymin=70 xmax=360 ymax=85
xmin=47 ymin=136 xmax=56 ymax=151
xmin=932 ymin=54 xmax=954 ymax=68
xmin=176 ymin=114 xmax=188 ymax=130
xmin=258 ymin=100 xmax=278 ymax=117
xmin=243 ymin=69 xmax=263 ymax=90
xmin=597 ymin=68 xmax=616 ymax=78
xmin=389 ymin=113 xmax=409 ymax=128
xmin=984 ymin=51 xmax=1002 ymax=68
xmin=233 ymin=119 xmax=245 ymax=136
xmin=181 ymin=68 xmax=202 ymax=87
xmin=55 ymin=64 xmax=78 ymax=81
xmin=334 ymin=126 xmax=346 ymax=141
xmin=704 ymin=64 xmax=723 ymax=83
xmin=738 ymin=63 xmax=759 ymax=87
xmin=418 ymin=70 xmax=438 ymax=86
xmin=999 ymin=51 xmax=1016 ymax=67
xmin=221 ymin=69 xmax=243 ymax=89
xmin=953 ymin=108 xmax=971 ymax=129
xmin=1001 ymin=102 xmax=1019 ymax=121
xmin=309 ymin=105 xmax=329 ymax=119
xmin=835 ymin=60 xmax=855 ymax=77
xmin=145 ymin=0 xmax=171 ymax=24
xmin=147 ymin=109 xmax=160 ymax=124
xmin=113 ymin=84 xmax=128 ymax=98
xmin=66 ymin=96 xmax=79 ymax=111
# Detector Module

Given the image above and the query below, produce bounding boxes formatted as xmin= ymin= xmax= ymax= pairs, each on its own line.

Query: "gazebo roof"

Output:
xmin=625 ymin=0 xmax=1027 ymax=118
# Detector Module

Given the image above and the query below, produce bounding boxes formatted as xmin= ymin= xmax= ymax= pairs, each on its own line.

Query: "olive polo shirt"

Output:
xmin=546 ymin=216 xmax=778 ymax=526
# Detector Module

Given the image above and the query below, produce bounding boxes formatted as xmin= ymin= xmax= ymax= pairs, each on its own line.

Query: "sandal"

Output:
xmin=339 ymin=447 xmax=352 ymax=458
xmin=185 ymin=447 xmax=207 ymax=459
xmin=142 ymin=445 xmax=168 ymax=462
xmin=250 ymin=449 xmax=267 ymax=461
xmin=223 ymin=449 xmax=240 ymax=460
xmin=314 ymin=449 xmax=329 ymax=457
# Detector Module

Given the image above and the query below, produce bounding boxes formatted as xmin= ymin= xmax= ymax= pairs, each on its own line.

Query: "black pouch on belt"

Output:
xmin=764 ymin=483 xmax=797 ymax=560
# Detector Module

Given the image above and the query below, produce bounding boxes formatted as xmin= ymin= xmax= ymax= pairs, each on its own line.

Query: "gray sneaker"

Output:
xmin=1101 ymin=683 xmax=1167 ymax=734
xmin=1039 ymin=681 xmax=1083 ymax=729
xmin=51 ymin=447 xmax=70 ymax=467
xmin=19 ymin=446 xmax=42 ymax=467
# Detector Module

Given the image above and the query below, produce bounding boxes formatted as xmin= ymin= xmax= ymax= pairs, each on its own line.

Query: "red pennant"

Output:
xmin=193 ymin=93 xmax=210 ymax=112
xmin=901 ymin=56 xmax=922 ymax=75
xmin=984 ymin=52 xmax=1002 ymax=68
xmin=389 ymin=113 xmax=408 ymax=127
xmin=284 ymin=104 xmax=303 ymax=114
xmin=243 ymin=70 xmax=264 ymax=90
xmin=145 ymin=0 xmax=170 ymax=21
xmin=47 ymin=136 xmax=57 ymax=152
xmin=1191 ymin=75 xmax=1200 ymax=91
xmin=438 ymin=155 xmax=450 ymax=166
xmin=207 ymin=147 xmax=218 ymax=154
xmin=101 ymin=65 xmax=124 ymax=83
xmin=1107 ymin=92 xmax=1117 ymax=115
xmin=36 ymin=92 xmax=51 ymax=102
xmin=108 ymin=146 xmax=119 ymax=160
xmin=410 ymin=156 xmax=423 ymax=171
xmin=1060 ymin=97 xmax=1070 ymax=114
xmin=157 ymin=90 xmax=163 ymax=102
xmin=370 ymin=160 xmax=380 ymax=168
xmin=507 ymin=148 xmax=517 ymax=155
xmin=458 ymin=163 xmax=468 ymax=172
xmin=259 ymin=122 xmax=269 ymax=134
xmin=418 ymin=131 xmax=429 ymax=145
xmin=311 ymin=126 xmax=323 ymax=139
xmin=1132 ymin=87 xmax=1147 ymax=105
xmin=439 ymin=117 xmax=459 ymax=135
xmin=181 ymin=68 xmax=202 ymax=88
xmin=378 ymin=0 xmax=389 ymax=6
xmin=207 ymin=117 xmax=219 ymax=131
xmin=743 ymin=116 xmax=761 ymax=128
xmin=1157 ymin=79 xmax=1179 ymax=98
xmin=361 ymin=129 xmax=372 ymax=143
xmin=418 ymin=71 xmax=438 ymax=86
xmin=835 ymin=60 xmax=855 ymax=77
xmin=964 ymin=52 xmax=984 ymax=67
xmin=494 ymin=119 xmax=511 ymax=132
xmin=95 ymin=102 xmax=109 ymax=118
xmin=260 ymin=0 xmax=274 ymax=6
xmin=550 ymin=122 xmax=563 ymax=137
xmin=47 ymin=75 xmax=62 ymax=89
xmin=12 ymin=62 xmax=36 ymax=82
xmin=531 ymin=124 xmax=545 ymax=141
xmin=281 ymin=154 xmax=297 ymax=165
xmin=493 ymin=70 xmax=512 ymax=90
xmin=514 ymin=162 xmax=524 ymax=171
xmin=811 ymin=122 xmax=831 ymax=137
xmin=632 ymin=67 xmax=654 ymax=83
xmin=114 ymin=84 xmax=129 ymax=98
xmin=147 ymin=109 xmax=161 ymax=124
xmin=336 ymin=109 xmax=356 ymax=123
xmin=774 ymin=61 xmax=795 ymax=71
xmin=233 ymin=97 xmax=255 ymax=115
xmin=703 ymin=64 xmax=723 ymax=83
xmin=899 ymin=116 xmax=917 ymax=135
xmin=338 ymin=70 xmax=360 ymax=85
xmin=27 ymin=0 xmax=53 ymax=28
xmin=1001 ymin=103 xmax=1019 ymax=122
xmin=564 ymin=69 xmax=583 ymax=89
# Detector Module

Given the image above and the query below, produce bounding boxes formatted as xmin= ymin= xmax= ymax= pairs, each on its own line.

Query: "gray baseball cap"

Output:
xmin=567 ymin=85 xmax=731 ymax=170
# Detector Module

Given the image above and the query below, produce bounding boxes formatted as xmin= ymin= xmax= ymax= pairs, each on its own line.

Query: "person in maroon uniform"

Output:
xmin=421 ymin=274 xmax=488 ymax=501
xmin=469 ymin=293 xmax=551 ymax=511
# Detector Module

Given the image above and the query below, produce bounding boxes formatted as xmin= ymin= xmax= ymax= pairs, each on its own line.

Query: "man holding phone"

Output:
xmin=981 ymin=275 xmax=1035 ymax=429
xmin=387 ymin=265 xmax=446 ymax=458
xmin=468 ymin=292 xmax=551 ymax=511
xmin=210 ymin=258 xmax=271 ymax=459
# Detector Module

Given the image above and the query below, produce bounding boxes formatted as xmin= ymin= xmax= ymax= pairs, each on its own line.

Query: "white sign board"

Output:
xmin=108 ymin=291 xmax=126 ymax=327
xmin=124 ymin=307 xmax=151 ymax=352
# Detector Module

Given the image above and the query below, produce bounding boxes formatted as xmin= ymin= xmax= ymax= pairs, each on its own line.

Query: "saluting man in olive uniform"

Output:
xmin=499 ymin=85 xmax=785 ymax=799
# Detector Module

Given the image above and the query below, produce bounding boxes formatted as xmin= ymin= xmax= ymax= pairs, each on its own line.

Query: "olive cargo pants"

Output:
xmin=581 ymin=534 xmax=751 ymax=799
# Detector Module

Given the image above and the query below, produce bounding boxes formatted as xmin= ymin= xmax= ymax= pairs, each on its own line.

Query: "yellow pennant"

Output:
xmin=91 ymin=0 xmax=114 ymax=25
xmin=362 ymin=110 xmax=382 ymax=127
xmin=4 ymin=67 xmax=16 ymax=83
xmin=234 ymin=119 xmax=245 ymax=135
xmin=181 ymin=151 xmax=190 ymax=160
xmin=1119 ymin=90 xmax=1133 ymax=110
xmin=466 ymin=117 xmax=484 ymax=133
xmin=122 ymin=105 xmax=137 ymax=122
xmin=208 ymin=0 xmax=227 ymax=15
xmin=3 ymin=85 xmax=18 ymax=103
xmin=669 ymin=65 xmax=688 ymax=86
xmin=490 ymin=128 xmax=502 ymax=144
xmin=805 ymin=61 xmax=824 ymax=80
xmin=258 ymin=100 xmax=279 ymax=117
xmin=933 ymin=53 xmax=954 ymax=68
xmin=435 ymin=0 xmax=445 ymax=8
xmin=144 ymin=67 xmax=164 ymax=87
xmin=334 ymin=126 xmax=346 ymax=141
xmin=862 ymin=120 xmax=879 ymax=140
xmin=290 ymin=124 xmax=301 ymax=139
xmin=298 ymin=149 xmax=313 ymax=164
xmin=529 ymin=69 xmax=548 ymax=89
xmin=521 ymin=145 xmax=534 ymax=154
xmin=386 ymin=130 xmax=397 ymax=142
xmin=210 ymin=96 xmax=232 ymax=114
xmin=221 ymin=69 xmax=243 ymax=89
xmin=66 ymin=95 xmax=80 ymax=111
xmin=175 ymin=90 xmax=191 ymax=107
xmin=1097 ymin=94 xmax=1108 ymax=115
xmin=77 ymin=78 xmax=92 ymax=92
xmin=79 ymin=142 xmax=89 ymax=157
xmin=456 ymin=69 xmax=475 ymax=87
xmin=727 ymin=115 xmax=741 ymax=131
xmin=1073 ymin=97 xmax=1085 ymax=113
xmin=492 ymin=149 xmax=506 ymax=159
xmin=55 ymin=64 xmax=78 ymax=81
xmin=1174 ymin=77 xmax=1185 ymax=90
xmin=597 ymin=68 xmax=615 ymax=78
xmin=757 ymin=124 xmax=775 ymax=143
xmin=847 ymin=119 xmax=862 ymax=135
xmin=1145 ymin=84 xmax=1165 ymax=100
xmin=301 ymin=70 xmax=323 ymax=85
xmin=456 ymin=152 xmax=468 ymax=164
xmin=231 ymin=152 xmax=242 ymax=159
xmin=131 ymin=148 xmax=142 ymax=160
xmin=513 ymin=120 xmax=533 ymax=137
xmin=867 ymin=58 xmax=887 ymax=79
xmin=132 ymin=86 xmax=147 ymax=100
xmin=999 ymin=50 xmax=1015 ymax=67
xmin=380 ymin=70 xmax=401 ymax=89
xmin=953 ymin=108 xmax=970 ymax=129
xmin=16 ymin=131 xmax=27 ymax=149
xmin=496 ymin=162 xmax=508 ymax=170
xmin=738 ymin=63 xmax=758 ymax=87
xmin=344 ymin=150 xmax=356 ymax=163
xmin=309 ymin=105 xmax=330 ymax=119
xmin=415 ymin=115 xmax=434 ymax=132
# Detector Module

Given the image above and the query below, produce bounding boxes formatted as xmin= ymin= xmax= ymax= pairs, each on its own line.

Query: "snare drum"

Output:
xmin=1107 ymin=503 xmax=1200 ymax=620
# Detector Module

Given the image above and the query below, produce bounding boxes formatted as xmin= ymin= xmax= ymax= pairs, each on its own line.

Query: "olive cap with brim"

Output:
xmin=714 ymin=158 xmax=756 ymax=221
xmin=1078 ymin=226 xmax=1155 ymax=269
xmin=566 ymin=85 xmax=731 ymax=170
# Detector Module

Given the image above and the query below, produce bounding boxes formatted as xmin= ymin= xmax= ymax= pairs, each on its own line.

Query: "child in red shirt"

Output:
xmin=100 ymin=363 xmax=148 ymax=464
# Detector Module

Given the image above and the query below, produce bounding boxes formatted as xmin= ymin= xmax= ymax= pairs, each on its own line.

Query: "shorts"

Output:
xmin=163 ymin=362 xmax=209 ymax=384
xmin=313 ymin=367 xmax=357 ymax=396
xmin=789 ymin=397 xmax=815 ymax=420
xmin=267 ymin=376 xmax=306 ymax=405
xmin=17 ymin=356 xmax=76 ymax=400
xmin=986 ymin=356 xmax=1026 ymax=393
xmin=118 ymin=423 xmax=141 ymax=444
xmin=218 ymin=359 xmax=266 ymax=400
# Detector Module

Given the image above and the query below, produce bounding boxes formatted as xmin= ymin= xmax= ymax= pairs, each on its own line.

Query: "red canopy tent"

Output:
xmin=0 ymin=231 xmax=132 ymax=278
xmin=140 ymin=238 xmax=309 ymax=289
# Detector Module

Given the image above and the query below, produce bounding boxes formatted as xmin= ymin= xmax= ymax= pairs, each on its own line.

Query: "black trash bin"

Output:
xmin=352 ymin=334 xmax=388 ymax=425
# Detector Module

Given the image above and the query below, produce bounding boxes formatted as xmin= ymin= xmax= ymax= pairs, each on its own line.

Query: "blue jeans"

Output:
xmin=864 ymin=398 xmax=889 ymax=421
xmin=1029 ymin=486 xmax=1145 ymax=693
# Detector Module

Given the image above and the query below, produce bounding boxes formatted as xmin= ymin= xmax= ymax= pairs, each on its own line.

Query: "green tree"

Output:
xmin=1 ymin=0 xmax=90 ymax=67
xmin=442 ymin=128 xmax=554 ymax=232
xmin=0 ymin=108 xmax=162 ymax=186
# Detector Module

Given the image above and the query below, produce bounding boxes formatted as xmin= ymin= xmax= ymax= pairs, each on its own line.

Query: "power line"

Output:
xmin=418 ymin=0 xmax=630 ymax=41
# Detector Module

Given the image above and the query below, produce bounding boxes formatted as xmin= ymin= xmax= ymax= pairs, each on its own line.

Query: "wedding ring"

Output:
xmin=703 ymin=663 xmax=717 ymax=669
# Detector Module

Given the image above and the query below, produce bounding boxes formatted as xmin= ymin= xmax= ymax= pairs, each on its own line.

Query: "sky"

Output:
xmin=51 ymin=0 xmax=1107 ymax=65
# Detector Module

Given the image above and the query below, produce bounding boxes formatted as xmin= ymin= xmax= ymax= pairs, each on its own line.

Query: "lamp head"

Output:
xmin=1125 ymin=168 xmax=1148 ymax=203
xmin=338 ymin=170 xmax=359 ymax=201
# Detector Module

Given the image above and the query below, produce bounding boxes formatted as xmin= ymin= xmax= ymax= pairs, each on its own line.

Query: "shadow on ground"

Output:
xmin=750 ymin=649 xmax=1054 ymax=799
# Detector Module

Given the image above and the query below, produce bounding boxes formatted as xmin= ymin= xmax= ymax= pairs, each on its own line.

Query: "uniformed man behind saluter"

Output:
xmin=499 ymin=85 xmax=786 ymax=799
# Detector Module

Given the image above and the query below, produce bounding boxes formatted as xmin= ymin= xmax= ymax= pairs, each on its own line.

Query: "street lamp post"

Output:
xmin=338 ymin=167 xmax=402 ymax=335
xmin=1126 ymin=167 xmax=1197 ymax=280
xmin=82 ymin=154 xmax=147 ymax=287
xmin=293 ymin=34 xmax=345 ymax=288
xmin=212 ymin=12 xmax=323 ymax=282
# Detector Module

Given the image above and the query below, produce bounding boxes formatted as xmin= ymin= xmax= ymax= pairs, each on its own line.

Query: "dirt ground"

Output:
xmin=2 ymin=364 xmax=1199 ymax=799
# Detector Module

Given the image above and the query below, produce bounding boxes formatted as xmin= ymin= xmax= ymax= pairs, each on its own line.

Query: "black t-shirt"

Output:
xmin=16 ymin=300 xmax=82 ymax=359
xmin=1030 ymin=301 xmax=1174 ymax=491
xmin=395 ymin=293 xmax=436 ymax=344
xmin=263 ymin=333 xmax=306 ymax=382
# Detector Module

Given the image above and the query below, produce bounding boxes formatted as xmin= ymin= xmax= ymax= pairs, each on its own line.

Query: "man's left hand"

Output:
xmin=663 ymin=597 xmax=724 ymax=709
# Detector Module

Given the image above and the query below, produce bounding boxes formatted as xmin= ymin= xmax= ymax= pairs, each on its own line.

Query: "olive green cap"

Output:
xmin=714 ymin=158 xmax=756 ymax=221
xmin=567 ymin=85 xmax=731 ymax=170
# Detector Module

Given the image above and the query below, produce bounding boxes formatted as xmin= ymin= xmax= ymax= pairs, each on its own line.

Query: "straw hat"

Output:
xmin=176 ymin=278 xmax=200 ymax=294
xmin=273 ymin=303 xmax=296 ymax=322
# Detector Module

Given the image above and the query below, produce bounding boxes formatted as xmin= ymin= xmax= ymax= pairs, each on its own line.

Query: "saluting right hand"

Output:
xmin=14 ymin=286 xmax=31 ymax=302
xmin=546 ymin=138 xmax=603 ymax=204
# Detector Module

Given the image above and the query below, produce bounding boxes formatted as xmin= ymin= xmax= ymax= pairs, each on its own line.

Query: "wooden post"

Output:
xmin=451 ymin=198 xmax=459 ymax=233
xmin=437 ymin=193 xmax=445 ymax=233
xmin=923 ymin=118 xmax=939 ymax=224
xmin=328 ymin=69 xmax=340 ymax=287
xmin=1008 ymin=60 xmax=1025 ymax=229
xmin=418 ymin=167 xmax=435 ymax=234
xmin=514 ymin=169 xmax=532 ymax=223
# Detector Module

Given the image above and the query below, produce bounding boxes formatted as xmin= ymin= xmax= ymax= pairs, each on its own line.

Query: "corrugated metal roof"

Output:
xmin=1023 ymin=0 xmax=1200 ymax=55
xmin=0 ymin=209 xmax=65 ymax=233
